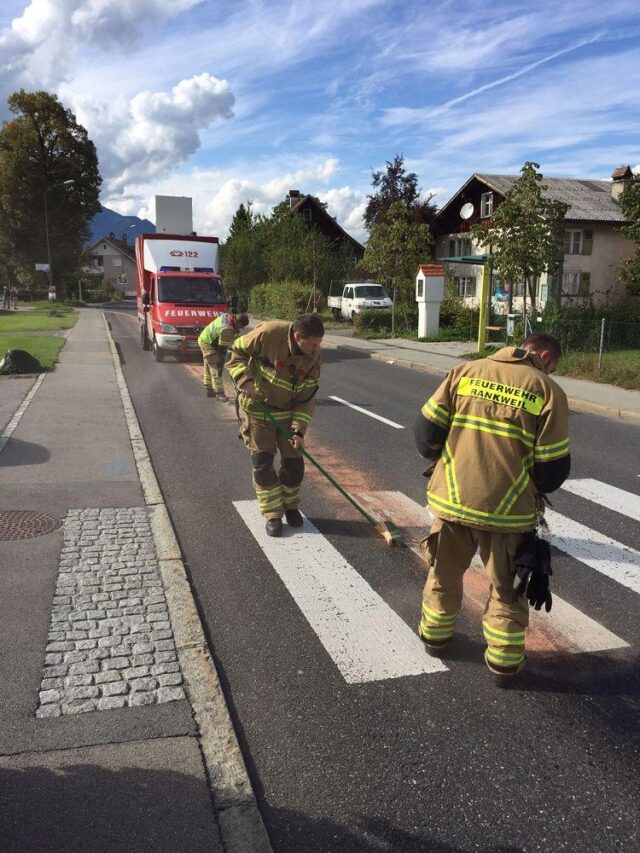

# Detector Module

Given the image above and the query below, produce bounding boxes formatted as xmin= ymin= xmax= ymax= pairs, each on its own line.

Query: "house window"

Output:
xmin=302 ymin=208 xmax=312 ymax=222
xmin=564 ymin=230 xmax=582 ymax=254
xmin=562 ymin=271 xmax=591 ymax=296
xmin=113 ymin=257 xmax=122 ymax=267
xmin=447 ymin=236 xmax=472 ymax=257
xmin=94 ymin=256 xmax=103 ymax=267
xmin=480 ymin=192 xmax=493 ymax=218
xmin=453 ymin=276 xmax=476 ymax=298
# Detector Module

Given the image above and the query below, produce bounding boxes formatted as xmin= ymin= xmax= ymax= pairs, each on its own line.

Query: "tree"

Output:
xmin=364 ymin=154 xmax=437 ymax=231
xmin=360 ymin=200 xmax=433 ymax=312
xmin=470 ymin=162 xmax=568 ymax=312
xmin=266 ymin=209 xmax=334 ymax=296
xmin=220 ymin=204 xmax=267 ymax=304
xmin=618 ymin=174 xmax=640 ymax=296
xmin=227 ymin=201 xmax=253 ymax=239
xmin=0 ymin=90 xmax=102 ymax=296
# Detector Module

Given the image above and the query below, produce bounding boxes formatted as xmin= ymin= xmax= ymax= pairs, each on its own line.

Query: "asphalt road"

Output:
xmin=107 ymin=306 xmax=640 ymax=853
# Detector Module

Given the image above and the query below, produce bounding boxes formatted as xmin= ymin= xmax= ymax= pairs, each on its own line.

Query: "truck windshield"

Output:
xmin=355 ymin=286 xmax=388 ymax=298
xmin=157 ymin=276 xmax=223 ymax=304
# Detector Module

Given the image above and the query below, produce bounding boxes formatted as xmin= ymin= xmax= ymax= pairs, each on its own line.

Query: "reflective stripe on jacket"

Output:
xmin=227 ymin=321 xmax=321 ymax=435
xmin=417 ymin=347 xmax=570 ymax=532
xmin=198 ymin=313 xmax=235 ymax=347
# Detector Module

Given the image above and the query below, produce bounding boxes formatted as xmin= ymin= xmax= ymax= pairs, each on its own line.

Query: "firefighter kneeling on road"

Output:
xmin=414 ymin=332 xmax=571 ymax=680
xmin=198 ymin=312 xmax=249 ymax=400
xmin=227 ymin=314 xmax=324 ymax=537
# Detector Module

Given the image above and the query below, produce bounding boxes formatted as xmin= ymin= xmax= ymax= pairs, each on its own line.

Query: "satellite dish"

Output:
xmin=460 ymin=202 xmax=474 ymax=220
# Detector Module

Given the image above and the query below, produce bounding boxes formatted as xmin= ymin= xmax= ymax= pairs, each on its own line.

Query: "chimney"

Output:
xmin=287 ymin=189 xmax=301 ymax=209
xmin=611 ymin=165 xmax=633 ymax=201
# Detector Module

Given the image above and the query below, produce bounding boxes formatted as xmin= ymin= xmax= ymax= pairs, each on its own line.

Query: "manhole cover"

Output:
xmin=0 ymin=511 xmax=62 ymax=541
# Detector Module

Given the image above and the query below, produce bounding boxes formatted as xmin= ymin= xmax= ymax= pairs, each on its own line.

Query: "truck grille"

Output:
xmin=178 ymin=326 xmax=202 ymax=336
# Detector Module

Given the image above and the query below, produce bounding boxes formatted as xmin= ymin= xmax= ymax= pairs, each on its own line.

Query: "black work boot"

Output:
xmin=206 ymin=388 xmax=215 ymax=398
xmin=419 ymin=633 xmax=452 ymax=656
xmin=265 ymin=518 xmax=283 ymax=537
xmin=285 ymin=509 xmax=304 ymax=527
xmin=216 ymin=392 xmax=229 ymax=402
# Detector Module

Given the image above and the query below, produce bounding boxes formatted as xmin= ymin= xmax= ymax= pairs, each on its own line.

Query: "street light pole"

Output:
xmin=44 ymin=179 xmax=74 ymax=292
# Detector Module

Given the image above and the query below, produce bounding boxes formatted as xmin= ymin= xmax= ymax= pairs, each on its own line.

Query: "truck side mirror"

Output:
xmin=230 ymin=294 xmax=239 ymax=313
xmin=142 ymin=291 xmax=150 ymax=309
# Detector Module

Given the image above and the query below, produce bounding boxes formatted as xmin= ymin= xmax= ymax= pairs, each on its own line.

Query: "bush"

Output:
xmin=440 ymin=296 xmax=478 ymax=333
xmin=248 ymin=280 xmax=315 ymax=319
xmin=354 ymin=308 xmax=392 ymax=334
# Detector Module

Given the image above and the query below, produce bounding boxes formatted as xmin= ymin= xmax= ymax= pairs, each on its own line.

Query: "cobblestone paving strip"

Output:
xmin=36 ymin=507 xmax=186 ymax=718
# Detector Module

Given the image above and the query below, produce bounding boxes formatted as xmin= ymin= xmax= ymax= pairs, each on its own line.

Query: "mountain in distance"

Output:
xmin=88 ymin=205 xmax=155 ymax=245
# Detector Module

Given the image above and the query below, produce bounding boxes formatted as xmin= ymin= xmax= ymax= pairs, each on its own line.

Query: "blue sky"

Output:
xmin=1 ymin=0 xmax=639 ymax=242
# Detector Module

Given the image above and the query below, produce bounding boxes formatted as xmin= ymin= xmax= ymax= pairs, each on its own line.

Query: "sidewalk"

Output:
xmin=0 ymin=309 xmax=271 ymax=852
xmin=322 ymin=332 xmax=640 ymax=425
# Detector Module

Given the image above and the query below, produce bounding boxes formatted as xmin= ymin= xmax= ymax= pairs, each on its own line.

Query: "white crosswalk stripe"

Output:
xmin=233 ymin=500 xmax=447 ymax=683
xmin=354 ymin=491 xmax=629 ymax=654
xmin=562 ymin=478 xmax=640 ymax=523
xmin=546 ymin=508 xmax=640 ymax=596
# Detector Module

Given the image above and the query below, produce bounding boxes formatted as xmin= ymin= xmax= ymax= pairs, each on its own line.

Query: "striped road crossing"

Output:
xmin=233 ymin=500 xmax=448 ymax=683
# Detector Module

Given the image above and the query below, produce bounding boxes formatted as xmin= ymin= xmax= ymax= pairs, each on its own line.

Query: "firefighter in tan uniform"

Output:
xmin=198 ymin=312 xmax=249 ymax=400
xmin=414 ymin=333 xmax=570 ymax=678
xmin=227 ymin=314 xmax=323 ymax=537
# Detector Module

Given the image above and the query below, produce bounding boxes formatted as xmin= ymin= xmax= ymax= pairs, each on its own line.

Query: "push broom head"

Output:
xmin=376 ymin=520 xmax=405 ymax=547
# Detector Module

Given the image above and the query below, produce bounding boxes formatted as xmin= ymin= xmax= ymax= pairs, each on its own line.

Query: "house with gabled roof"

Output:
xmin=83 ymin=233 xmax=137 ymax=297
xmin=285 ymin=190 xmax=365 ymax=259
xmin=434 ymin=166 xmax=637 ymax=310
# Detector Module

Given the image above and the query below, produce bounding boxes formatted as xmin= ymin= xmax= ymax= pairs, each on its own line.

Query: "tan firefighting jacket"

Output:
xmin=227 ymin=321 xmax=321 ymax=435
xmin=417 ymin=347 xmax=570 ymax=532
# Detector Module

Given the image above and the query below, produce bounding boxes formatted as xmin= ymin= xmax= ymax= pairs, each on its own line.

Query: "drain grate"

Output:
xmin=0 ymin=511 xmax=62 ymax=541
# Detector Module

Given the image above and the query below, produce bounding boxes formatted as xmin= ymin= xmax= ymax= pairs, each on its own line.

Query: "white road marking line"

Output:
xmin=546 ymin=509 xmax=640 ymax=596
xmin=328 ymin=396 xmax=404 ymax=429
xmin=0 ymin=373 xmax=46 ymax=456
xmin=562 ymin=478 xmax=640 ymax=523
xmin=356 ymin=492 xmax=628 ymax=653
xmin=233 ymin=500 xmax=447 ymax=683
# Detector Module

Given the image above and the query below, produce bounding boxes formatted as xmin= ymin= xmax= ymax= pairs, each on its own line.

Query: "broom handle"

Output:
xmin=249 ymin=396 xmax=377 ymax=527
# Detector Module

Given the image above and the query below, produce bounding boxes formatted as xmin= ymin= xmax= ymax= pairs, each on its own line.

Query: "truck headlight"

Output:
xmin=159 ymin=323 xmax=178 ymax=334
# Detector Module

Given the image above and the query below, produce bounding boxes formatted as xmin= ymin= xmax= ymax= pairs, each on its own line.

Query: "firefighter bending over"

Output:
xmin=198 ymin=312 xmax=249 ymax=400
xmin=227 ymin=314 xmax=324 ymax=537
xmin=414 ymin=333 xmax=570 ymax=679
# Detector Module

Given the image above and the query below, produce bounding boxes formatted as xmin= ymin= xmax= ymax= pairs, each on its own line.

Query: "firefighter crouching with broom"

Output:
xmin=227 ymin=314 xmax=324 ymax=537
xmin=198 ymin=312 xmax=249 ymax=400
xmin=414 ymin=332 xmax=571 ymax=680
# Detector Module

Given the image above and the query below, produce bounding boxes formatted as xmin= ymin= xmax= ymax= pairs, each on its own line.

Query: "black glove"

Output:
xmin=512 ymin=532 xmax=553 ymax=612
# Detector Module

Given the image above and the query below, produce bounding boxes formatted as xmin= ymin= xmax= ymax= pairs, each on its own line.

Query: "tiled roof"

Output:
xmin=475 ymin=174 xmax=626 ymax=223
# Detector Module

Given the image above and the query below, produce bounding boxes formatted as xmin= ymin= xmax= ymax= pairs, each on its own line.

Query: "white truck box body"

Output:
xmin=143 ymin=238 xmax=219 ymax=273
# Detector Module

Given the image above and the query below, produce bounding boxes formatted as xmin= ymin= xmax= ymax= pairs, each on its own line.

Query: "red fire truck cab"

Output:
xmin=136 ymin=232 xmax=228 ymax=361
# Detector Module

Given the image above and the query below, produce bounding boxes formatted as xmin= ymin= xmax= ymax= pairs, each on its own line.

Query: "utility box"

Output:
xmin=155 ymin=195 xmax=193 ymax=235
xmin=416 ymin=264 xmax=445 ymax=339
xmin=506 ymin=313 xmax=517 ymax=338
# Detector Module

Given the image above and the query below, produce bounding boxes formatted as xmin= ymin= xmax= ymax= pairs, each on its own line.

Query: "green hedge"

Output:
xmin=248 ymin=280 xmax=316 ymax=319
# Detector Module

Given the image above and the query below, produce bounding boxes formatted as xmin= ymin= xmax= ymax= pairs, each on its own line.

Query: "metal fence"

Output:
xmin=521 ymin=316 xmax=640 ymax=384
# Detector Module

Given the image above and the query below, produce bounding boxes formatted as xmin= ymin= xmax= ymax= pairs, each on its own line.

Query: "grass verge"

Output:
xmin=0 ymin=334 xmax=66 ymax=370
xmin=0 ymin=307 xmax=77 ymax=332
xmin=462 ymin=347 xmax=640 ymax=390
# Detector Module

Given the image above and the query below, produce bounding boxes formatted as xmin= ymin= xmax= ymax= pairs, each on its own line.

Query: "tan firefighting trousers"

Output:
xmin=420 ymin=517 xmax=528 ymax=669
xmin=200 ymin=342 xmax=226 ymax=393
xmin=240 ymin=410 xmax=304 ymax=519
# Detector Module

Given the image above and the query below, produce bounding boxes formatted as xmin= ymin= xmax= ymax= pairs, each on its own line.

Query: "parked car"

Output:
xmin=327 ymin=283 xmax=392 ymax=321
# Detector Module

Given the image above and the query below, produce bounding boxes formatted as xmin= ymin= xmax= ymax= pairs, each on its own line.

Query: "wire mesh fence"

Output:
xmin=524 ymin=316 xmax=640 ymax=388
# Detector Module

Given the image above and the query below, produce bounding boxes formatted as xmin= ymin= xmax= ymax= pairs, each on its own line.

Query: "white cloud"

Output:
xmin=72 ymin=73 xmax=234 ymax=191
xmin=100 ymin=157 xmax=367 ymax=243
xmin=0 ymin=0 xmax=201 ymax=90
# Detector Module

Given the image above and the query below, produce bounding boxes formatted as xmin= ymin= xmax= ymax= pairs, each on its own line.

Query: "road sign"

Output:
xmin=35 ymin=263 xmax=50 ymax=272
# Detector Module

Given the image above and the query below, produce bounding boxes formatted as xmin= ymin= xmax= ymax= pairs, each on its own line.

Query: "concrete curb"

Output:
xmin=332 ymin=342 xmax=640 ymax=427
xmin=103 ymin=314 xmax=273 ymax=853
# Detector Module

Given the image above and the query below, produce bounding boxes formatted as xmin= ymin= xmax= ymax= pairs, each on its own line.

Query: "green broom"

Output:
xmin=246 ymin=396 xmax=404 ymax=547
